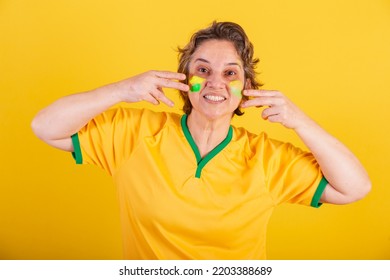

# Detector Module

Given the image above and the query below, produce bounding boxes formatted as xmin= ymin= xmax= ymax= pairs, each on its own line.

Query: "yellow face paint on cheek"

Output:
xmin=189 ymin=76 xmax=205 ymax=92
xmin=229 ymin=80 xmax=243 ymax=97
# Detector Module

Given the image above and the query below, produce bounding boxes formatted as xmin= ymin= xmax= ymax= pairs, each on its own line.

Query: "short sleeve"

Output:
xmin=71 ymin=108 xmax=168 ymax=176
xmin=263 ymin=136 xmax=327 ymax=208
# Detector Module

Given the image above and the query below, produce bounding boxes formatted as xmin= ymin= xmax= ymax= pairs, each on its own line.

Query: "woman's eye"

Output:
xmin=226 ymin=70 xmax=236 ymax=76
xmin=198 ymin=68 xmax=208 ymax=73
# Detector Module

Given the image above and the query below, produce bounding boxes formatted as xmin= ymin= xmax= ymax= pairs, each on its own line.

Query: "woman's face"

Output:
xmin=187 ymin=39 xmax=246 ymax=121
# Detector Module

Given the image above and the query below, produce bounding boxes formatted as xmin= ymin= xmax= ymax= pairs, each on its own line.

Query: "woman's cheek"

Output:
xmin=189 ymin=75 xmax=206 ymax=93
xmin=229 ymin=80 xmax=243 ymax=97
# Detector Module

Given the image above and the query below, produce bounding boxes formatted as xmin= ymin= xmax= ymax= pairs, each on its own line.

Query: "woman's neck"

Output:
xmin=187 ymin=112 xmax=232 ymax=158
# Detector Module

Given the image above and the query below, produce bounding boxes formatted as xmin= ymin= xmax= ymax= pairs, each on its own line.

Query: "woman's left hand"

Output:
xmin=240 ymin=89 xmax=311 ymax=130
xmin=241 ymin=89 xmax=372 ymax=204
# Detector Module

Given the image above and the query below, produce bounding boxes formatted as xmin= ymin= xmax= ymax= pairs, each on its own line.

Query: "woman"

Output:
xmin=31 ymin=21 xmax=371 ymax=259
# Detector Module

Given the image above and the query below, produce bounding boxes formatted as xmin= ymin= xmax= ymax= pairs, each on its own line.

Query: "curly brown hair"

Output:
xmin=177 ymin=21 xmax=262 ymax=116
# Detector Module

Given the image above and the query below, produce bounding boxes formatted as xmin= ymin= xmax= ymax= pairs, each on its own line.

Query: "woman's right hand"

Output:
xmin=31 ymin=70 xmax=189 ymax=151
xmin=114 ymin=70 xmax=189 ymax=107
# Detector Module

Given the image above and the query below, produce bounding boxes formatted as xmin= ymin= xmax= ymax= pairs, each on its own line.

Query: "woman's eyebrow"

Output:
xmin=194 ymin=58 xmax=242 ymax=69
xmin=194 ymin=58 xmax=210 ymax=64
xmin=226 ymin=62 xmax=242 ymax=69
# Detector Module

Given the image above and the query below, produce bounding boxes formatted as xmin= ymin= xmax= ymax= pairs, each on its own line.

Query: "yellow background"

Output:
xmin=1 ymin=0 xmax=389 ymax=259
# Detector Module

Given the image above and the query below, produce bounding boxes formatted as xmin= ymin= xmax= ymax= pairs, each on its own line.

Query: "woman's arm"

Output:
xmin=31 ymin=71 xmax=189 ymax=151
xmin=241 ymin=89 xmax=371 ymax=204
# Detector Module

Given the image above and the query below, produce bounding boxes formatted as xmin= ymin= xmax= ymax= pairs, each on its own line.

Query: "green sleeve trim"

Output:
xmin=181 ymin=114 xmax=233 ymax=178
xmin=310 ymin=177 xmax=328 ymax=208
xmin=71 ymin=133 xmax=83 ymax=164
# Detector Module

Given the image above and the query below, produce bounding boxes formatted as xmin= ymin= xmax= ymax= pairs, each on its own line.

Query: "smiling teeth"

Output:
xmin=204 ymin=95 xmax=225 ymax=102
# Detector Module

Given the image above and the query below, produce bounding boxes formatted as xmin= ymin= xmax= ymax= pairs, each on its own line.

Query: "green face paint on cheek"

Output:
xmin=191 ymin=83 xmax=201 ymax=92
xmin=229 ymin=80 xmax=243 ymax=97
xmin=189 ymin=76 xmax=205 ymax=92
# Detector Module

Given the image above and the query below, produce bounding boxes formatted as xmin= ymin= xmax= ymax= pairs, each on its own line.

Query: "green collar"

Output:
xmin=181 ymin=114 xmax=233 ymax=178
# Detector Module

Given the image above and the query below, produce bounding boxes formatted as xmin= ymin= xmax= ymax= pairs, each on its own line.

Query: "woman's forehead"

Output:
xmin=191 ymin=40 xmax=243 ymax=66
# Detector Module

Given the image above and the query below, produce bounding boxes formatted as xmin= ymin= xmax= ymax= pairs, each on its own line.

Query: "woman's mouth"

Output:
xmin=203 ymin=95 xmax=226 ymax=102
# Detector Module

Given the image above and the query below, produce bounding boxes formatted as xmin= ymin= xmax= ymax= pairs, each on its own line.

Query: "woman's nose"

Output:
xmin=205 ymin=73 xmax=226 ymax=89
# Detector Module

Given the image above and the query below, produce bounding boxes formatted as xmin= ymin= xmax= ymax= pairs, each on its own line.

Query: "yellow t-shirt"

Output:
xmin=72 ymin=108 xmax=327 ymax=259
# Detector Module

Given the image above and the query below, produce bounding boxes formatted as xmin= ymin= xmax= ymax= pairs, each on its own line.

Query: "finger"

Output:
xmin=262 ymin=107 xmax=279 ymax=120
xmin=142 ymin=92 xmax=160 ymax=105
xmin=151 ymin=88 xmax=175 ymax=107
xmin=157 ymin=78 xmax=190 ymax=92
xmin=267 ymin=114 xmax=283 ymax=124
xmin=153 ymin=70 xmax=187 ymax=81
xmin=241 ymin=96 xmax=279 ymax=108
xmin=243 ymin=89 xmax=280 ymax=97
